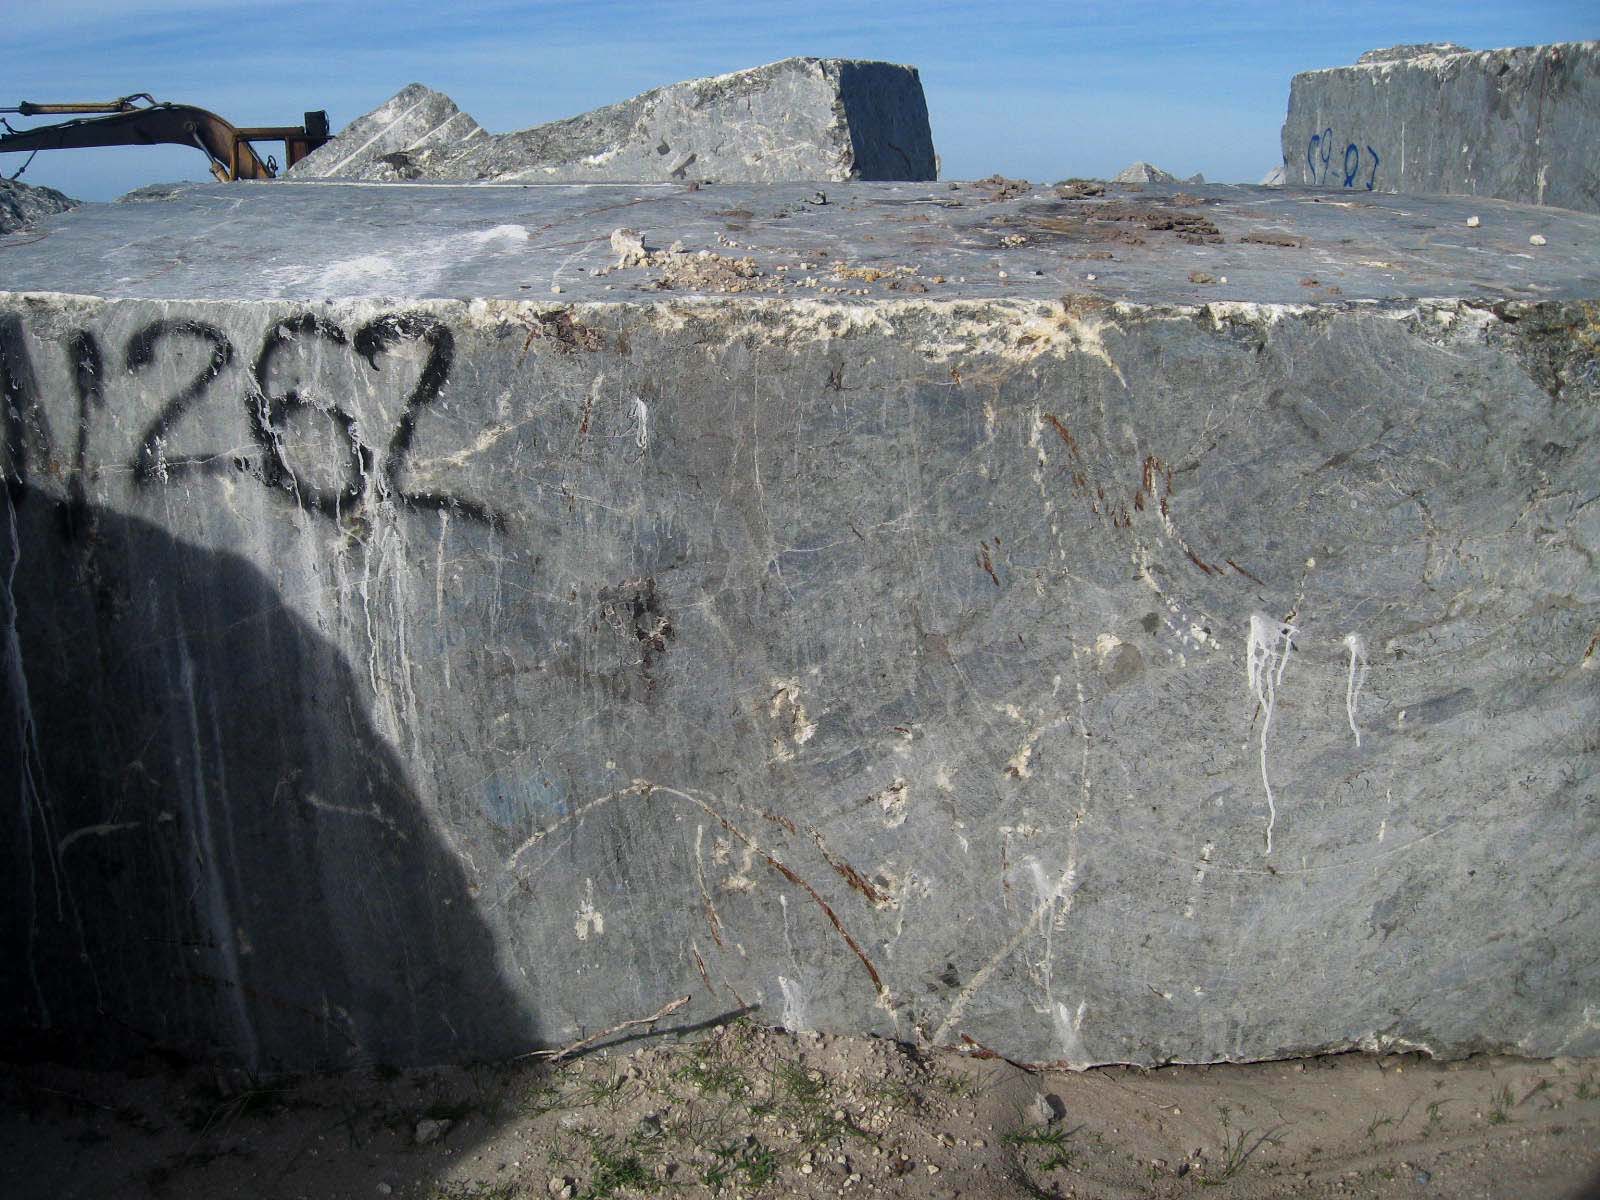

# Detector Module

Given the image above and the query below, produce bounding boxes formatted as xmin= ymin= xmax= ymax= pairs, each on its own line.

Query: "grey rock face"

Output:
xmin=286 ymin=82 xmax=489 ymax=182
xmin=0 ymin=178 xmax=78 ymax=235
xmin=1281 ymin=41 xmax=1600 ymax=212
xmin=288 ymin=59 xmax=935 ymax=184
xmin=2 ymin=181 xmax=1597 ymax=1073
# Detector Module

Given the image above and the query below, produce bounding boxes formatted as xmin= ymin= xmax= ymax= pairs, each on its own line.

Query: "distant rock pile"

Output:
xmin=0 ymin=178 xmax=78 ymax=235
xmin=288 ymin=58 xmax=937 ymax=184
xmin=1112 ymin=161 xmax=1204 ymax=185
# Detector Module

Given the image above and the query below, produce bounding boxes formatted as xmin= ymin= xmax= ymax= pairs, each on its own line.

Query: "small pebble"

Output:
xmin=927 ymin=1164 xmax=941 ymax=1175
xmin=550 ymin=284 xmax=563 ymax=293
xmin=414 ymin=1117 xmax=451 ymax=1145
xmin=376 ymin=1185 xmax=392 ymax=1196
xmin=1086 ymin=273 xmax=1097 ymax=281
xmin=1466 ymin=215 xmax=1480 ymax=228
xmin=1529 ymin=234 xmax=1547 ymax=246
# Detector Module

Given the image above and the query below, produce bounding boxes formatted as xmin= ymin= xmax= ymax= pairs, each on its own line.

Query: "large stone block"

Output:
xmin=1 ymin=179 xmax=1597 ymax=1072
xmin=288 ymin=59 xmax=936 ymax=184
xmin=1280 ymin=41 xmax=1600 ymax=213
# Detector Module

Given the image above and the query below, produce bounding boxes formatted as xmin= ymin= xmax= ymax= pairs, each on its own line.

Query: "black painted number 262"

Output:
xmin=1 ymin=309 xmax=500 ymax=529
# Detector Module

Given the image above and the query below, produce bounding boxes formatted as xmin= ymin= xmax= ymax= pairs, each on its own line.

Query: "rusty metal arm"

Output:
xmin=0 ymin=102 xmax=330 ymax=181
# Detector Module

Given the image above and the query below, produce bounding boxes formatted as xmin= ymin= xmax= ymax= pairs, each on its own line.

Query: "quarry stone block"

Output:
xmin=289 ymin=59 xmax=936 ymax=185
xmin=1281 ymin=41 xmax=1600 ymax=213
xmin=2 ymin=179 xmax=1597 ymax=1072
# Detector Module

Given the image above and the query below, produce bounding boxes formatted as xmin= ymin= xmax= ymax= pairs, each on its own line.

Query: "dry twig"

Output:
xmin=516 ymin=994 xmax=691 ymax=1063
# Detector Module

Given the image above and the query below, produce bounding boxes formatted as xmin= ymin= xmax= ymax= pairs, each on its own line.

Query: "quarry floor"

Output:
xmin=3 ymin=1027 xmax=1597 ymax=1200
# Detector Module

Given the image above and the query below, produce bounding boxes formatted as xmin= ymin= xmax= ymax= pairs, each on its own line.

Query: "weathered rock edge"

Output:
xmin=2 ymin=292 xmax=1596 ymax=1072
xmin=0 ymin=178 xmax=79 ymax=236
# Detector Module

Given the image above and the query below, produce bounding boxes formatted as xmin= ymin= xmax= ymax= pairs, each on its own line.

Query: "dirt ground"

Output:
xmin=3 ymin=1023 xmax=1597 ymax=1200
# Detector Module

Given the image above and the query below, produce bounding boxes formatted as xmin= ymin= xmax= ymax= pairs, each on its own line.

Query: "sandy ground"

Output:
xmin=3 ymin=1023 xmax=1597 ymax=1200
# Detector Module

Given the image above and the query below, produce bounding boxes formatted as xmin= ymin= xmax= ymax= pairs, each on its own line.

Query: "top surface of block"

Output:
xmin=4 ymin=179 xmax=1597 ymax=305
xmin=1305 ymin=38 xmax=1593 ymax=74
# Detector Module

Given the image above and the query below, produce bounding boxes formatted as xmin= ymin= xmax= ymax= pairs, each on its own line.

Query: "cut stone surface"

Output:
xmin=288 ymin=59 xmax=935 ymax=185
xmin=0 ymin=177 xmax=78 ymax=235
xmin=2 ymin=180 xmax=1597 ymax=1073
xmin=1281 ymin=41 xmax=1600 ymax=212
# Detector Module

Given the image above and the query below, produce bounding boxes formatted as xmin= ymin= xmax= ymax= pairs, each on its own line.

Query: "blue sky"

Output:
xmin=3 ymin=1 xmax=1594 ymax=200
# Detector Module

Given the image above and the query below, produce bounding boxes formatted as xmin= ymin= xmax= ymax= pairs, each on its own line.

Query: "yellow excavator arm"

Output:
xmin=0 ymin=94 xmax=330 ymax=181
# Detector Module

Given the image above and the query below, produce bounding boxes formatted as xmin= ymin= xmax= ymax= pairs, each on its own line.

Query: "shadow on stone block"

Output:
xmin=1 ymin=485 xmax=534 ymax=1073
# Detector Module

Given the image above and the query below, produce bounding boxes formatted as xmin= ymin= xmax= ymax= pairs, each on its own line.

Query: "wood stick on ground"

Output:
xmin=516 ymin=994 xmax=691 ymax=1063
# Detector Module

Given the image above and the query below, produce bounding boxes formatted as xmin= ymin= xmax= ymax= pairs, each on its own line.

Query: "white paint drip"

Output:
xmin=4 ymin=495 xmax=63 ymax=1025
xmin=434 ymin=509 xmax=451 ymax=690
xmin=1342 ymin=633 xmax=1368 ymax=747
xmin=779 ymin=894 xmax=798 ymax=964
xmin=357 ymin=537 xmax=381 ymax=699
xmin=1246 ymin=613 xmax=1297 ymax=855
xmin=632 ymin=396 xmax=650 ymax=452
xmin=1052 ymin=999 xmax=1090 ymax=1069
xmin=778 ymin=974 xmax=811 ymax=1032
xmin=942 ymin=833 xmax=1081 ymax=1044
xmin=176 ymin=638 xmax=260 ymax=1068
xmin=574 ymin=877 xmax=605 ymax=940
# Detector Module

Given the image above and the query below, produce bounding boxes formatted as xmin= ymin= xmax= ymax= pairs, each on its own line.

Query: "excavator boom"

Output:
xmin=0 ymin=99 xmax=330 ymax=181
